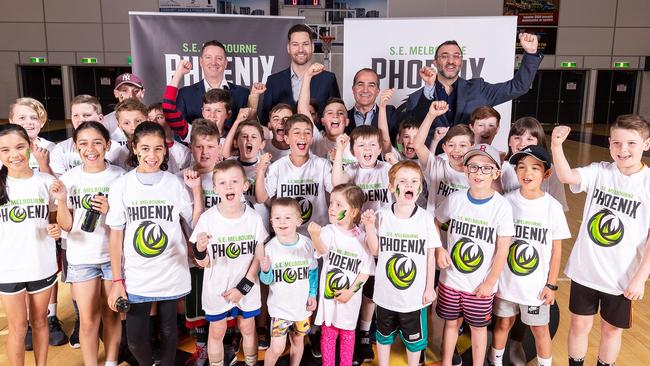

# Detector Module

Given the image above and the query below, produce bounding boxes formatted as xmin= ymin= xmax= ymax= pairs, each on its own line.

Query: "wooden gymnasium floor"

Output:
xmin=1 ymin=124 xmax=650 ymax=366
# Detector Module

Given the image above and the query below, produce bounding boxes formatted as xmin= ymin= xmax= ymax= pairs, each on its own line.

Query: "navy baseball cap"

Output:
xmin=509 ymin=145 xmax=551 ymax=170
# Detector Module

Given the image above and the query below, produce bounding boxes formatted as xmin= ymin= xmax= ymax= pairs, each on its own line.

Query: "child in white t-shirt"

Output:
xmin=8 ymin=97 xmax=54 ymax=174
xmin=501 ymin=117 xmax=568 ymax=210
xmin=51 ymin=121 xmax=125 ymax=365
xmin=434 ymin=144 xmax=515 ymax=366
xmin=332 ymin=126 xmax=394 ymax=212
xmin=259 ymin=198 xmax=318 ymax=366
xmin=191 ymin=160 xmax=268 ymax=366
xmin=308 ymin=184 xmax=375 ymax=366
xmin=110 ymin=99 xmax=146 ymax=147
xmin=146 ymin=103 xmax=191 ymax=174
xmin=489 ymin=145 xmax=571 ymax=366
xmin=551 ymin=116 xmax=650 ymax=366
xmin=50 ymin=95 xmax=125 ymax=180
xmin=364 ymin=160 xmax=439 ymax=366
xmin=256 ymin=114 xmax=333 ymax=235
xmin=106 ymin=122 xmax=201 ymax=366
xmin=297 ymin=63 xmax=355 ymax=166
xmin=262 ymin=104 xmax=292 ymax=163
xmin=0 ymin=124 xmax=61 ymax=365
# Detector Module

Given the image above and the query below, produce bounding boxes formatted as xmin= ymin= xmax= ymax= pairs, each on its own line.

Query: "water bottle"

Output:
xmin=81 ymin=192 xmax=103 ymax=232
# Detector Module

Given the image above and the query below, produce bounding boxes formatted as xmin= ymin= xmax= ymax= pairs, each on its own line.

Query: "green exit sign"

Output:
xmin=81 ymin=57 xmax=97 ymax=64
xmin=30 ymin=57 xmax=46 ymax=63
xmin=614 ymin=61 xmax=630 ymax=68
xmin=561 ymin=61 xmax=577 ymax=68
xmin=127 ymin=55 xmax=132 ymax=65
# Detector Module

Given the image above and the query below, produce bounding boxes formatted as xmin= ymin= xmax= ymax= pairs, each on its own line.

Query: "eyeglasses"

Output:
xmin=467 ymin=164 xmax=496 ymax=174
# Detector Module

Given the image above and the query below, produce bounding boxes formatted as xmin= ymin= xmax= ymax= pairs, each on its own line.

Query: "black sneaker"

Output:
xmin=48 ymin=316 xmax=69 ymax=346
xmin=257 ymin=327 xmax=269 ymax=350
xmin=355 ymin=331 xmax=374 ymax=364
xmin=69 ymin=317 xmax=80 ymax=348
xmin=452 ymin=348 xmax=462 ymax=366
xmin=24 ymin=325 xmax=33 ymax=351
xmin=309 ymin=331 xmax=321 ymax=358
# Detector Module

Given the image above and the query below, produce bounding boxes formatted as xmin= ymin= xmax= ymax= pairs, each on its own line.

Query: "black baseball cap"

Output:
xmin=509 ymin=145 xmax=551 ymax=170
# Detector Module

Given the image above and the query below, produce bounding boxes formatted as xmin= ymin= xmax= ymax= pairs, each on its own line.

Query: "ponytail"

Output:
xmin=0 ymin=165 xmax=8 ymax=206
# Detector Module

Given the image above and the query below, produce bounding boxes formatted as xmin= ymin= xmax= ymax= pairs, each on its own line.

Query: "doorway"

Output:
xmin=593 ymin=70 xmax=637 ymax=124
xmin=72 ymin=66 xmax=132 ymax=115
xmin=20 ymin=66 xmax=65 ymax=121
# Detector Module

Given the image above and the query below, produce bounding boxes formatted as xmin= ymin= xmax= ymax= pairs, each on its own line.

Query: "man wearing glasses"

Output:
xmin=406 ymin=33 xmax=541 ymax=134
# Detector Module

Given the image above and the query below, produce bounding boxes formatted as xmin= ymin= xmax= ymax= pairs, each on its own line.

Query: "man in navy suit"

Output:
xmin=406 ymin=33 xmax=542 ymax=139
xmin=176 ymin=40 xmax=249 ymax=129
xmin=260 ymin=24 xmax=340 ymax=124
xmin=345 ymin=68 xmax=400 ymax=143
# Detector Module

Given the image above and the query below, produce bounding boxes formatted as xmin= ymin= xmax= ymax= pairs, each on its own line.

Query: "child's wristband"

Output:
xmin=112 ymin=278 xmax=125 ymax=283
xmin=192 ymin=242 xmax=207 ymax=260
xmin=236 ymin=277 xmax=254 ymax=295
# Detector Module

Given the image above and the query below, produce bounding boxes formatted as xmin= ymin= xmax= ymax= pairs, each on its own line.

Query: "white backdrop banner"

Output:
xmin=343 ymin=16 xmax=518 ymax=150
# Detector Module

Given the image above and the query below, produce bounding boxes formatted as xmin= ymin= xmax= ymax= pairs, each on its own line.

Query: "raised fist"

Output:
xmin=519 ymin=33 xmax=539 ymax=54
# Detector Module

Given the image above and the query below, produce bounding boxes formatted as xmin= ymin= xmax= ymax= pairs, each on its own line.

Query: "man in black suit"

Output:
xmin=176 ymin=40 xmax=249 ymax=129
xmin=260 ymin=24 xmax=340 ymax=124
xmin=345 ymin=68 xmax=400 ymax=142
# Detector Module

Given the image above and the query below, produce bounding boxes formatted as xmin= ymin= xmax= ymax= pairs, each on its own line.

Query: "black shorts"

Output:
xmin=362 ymin=275 xmax=375 ymax=299
xmin=0 ymin=273 xmax=58 ymax=295
xmin=569 ymin=280 xmax=632 ymax=329
xmin=375 ymin=305 xmax=427 ymax=352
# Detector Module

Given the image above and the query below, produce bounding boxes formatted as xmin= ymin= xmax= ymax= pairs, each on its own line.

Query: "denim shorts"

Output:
xmin=65 ymin=262 xmax=113 ymax=283
xmin=127 ymin=292 xmax=189 ymax=304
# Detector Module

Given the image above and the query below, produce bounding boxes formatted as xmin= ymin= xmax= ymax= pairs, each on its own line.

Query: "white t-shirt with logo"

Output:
xmin=189 ymin=205 xmax=268 ymax=314
xmin=498 ymin=191 xmax=571 ymax=305
xmin=106 ymin=170 xmax=193 ymax=298
xmin=373 ymin=206 xmax=441 ymax=312
xmin=167 ymin=142 xmax=192 ymax=174
xmin=315 ymin=224 xmax=375 ymax=330
xmin=0 ymin=172 xmax=57 ymax=283
xmin=265 ymin=154 xmax=333 ymax=234
xmin=422 ymin=152 xmax=469 ymax=213
xmin=501 ymin=161 xmax=568 ymax=211
xmin=264 ymin=234 xmax=316 ymax=321
xmin=436 ymin=190 xmax=515 ymax=293
xmin=565 ymin=162 xmax=650 ymax=295
xmin=344 ymin=161 xmax=393 ymax=212
xmin=60 ymin=164 xmax=125 ymax=265
xmin=50 ymin=137 xmax=125 ymax=176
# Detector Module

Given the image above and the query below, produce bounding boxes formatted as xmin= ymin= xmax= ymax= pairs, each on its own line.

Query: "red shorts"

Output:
xmin=435 ymin=283 xmax=494 ymax=327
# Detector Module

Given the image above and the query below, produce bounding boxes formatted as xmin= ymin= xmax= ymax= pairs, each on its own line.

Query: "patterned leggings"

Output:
xmin=321 ymin=324 xmax=356 ymax=366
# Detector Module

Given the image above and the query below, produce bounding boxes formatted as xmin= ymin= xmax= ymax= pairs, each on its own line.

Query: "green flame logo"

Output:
xmin=587 ymin=208 xmax=624 ymax=247
xmin=133 ymin=221 xmax=168 ymax=258
xmin=226 ymin=243 xmax=241 ymax=259
xmin=81 ymin=194 xmax=93 ymax=210
xmin=9 ymin=206 xmax=27 ymax=223
xmin=324 ymin=268 xmax=350 ymax=299
xmin=296 ymin=197 xmax=313 ymax=224
xmin=282 ymin=268 xmax=298 ymax=284
xmin=507 ymin=240 xmax=539 ymax=276
xmin=385 ymin=253 xmax=417 ymax=290
xmin=451 ymin=237 xmax=484 ymax=274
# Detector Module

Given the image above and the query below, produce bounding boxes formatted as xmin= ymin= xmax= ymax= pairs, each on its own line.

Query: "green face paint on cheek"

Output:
xmin=26 ymin=148 xmax=30 ymax=161
xmin=337 ymin=209 xmax=346 ymax=221
xmin=416 ymin=184 xmax=421 ymax=196
xmin=395 ymin=186 xmax=401 ymax=197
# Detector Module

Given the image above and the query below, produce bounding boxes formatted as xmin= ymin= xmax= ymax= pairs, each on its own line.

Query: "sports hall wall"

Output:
xmin=0 ymin=0 xmax=649 ymax=120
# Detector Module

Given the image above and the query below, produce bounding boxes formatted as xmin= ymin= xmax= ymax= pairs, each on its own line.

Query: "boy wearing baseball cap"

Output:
xmin=103 ymin=73 xmax=145 ymax=135
xmin=434 ymin=143 xmax=515 ymax=366
xmin=489 ymin=145 xmax=571 ymax=366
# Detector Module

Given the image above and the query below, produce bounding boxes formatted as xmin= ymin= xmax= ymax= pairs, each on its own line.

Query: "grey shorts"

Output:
xmin=493 ymin=297 xmax=549 ymax=326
